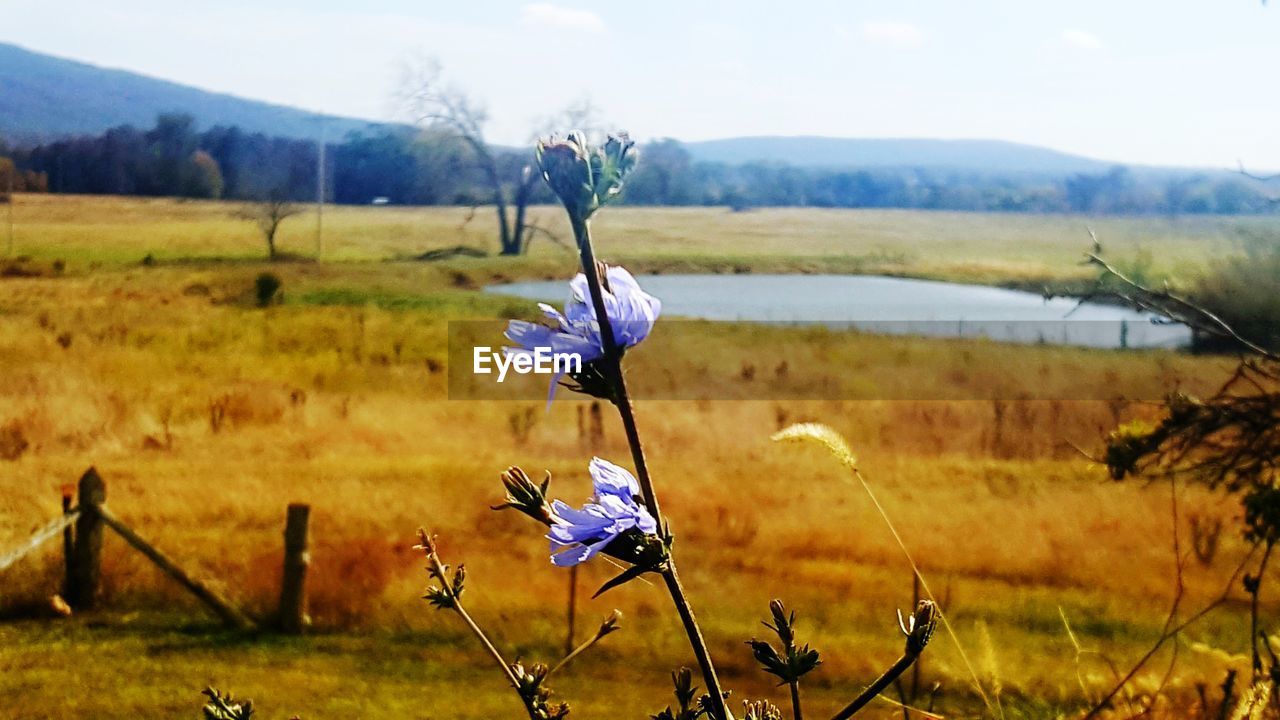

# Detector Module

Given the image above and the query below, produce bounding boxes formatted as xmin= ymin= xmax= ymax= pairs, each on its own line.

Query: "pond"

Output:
xmin=485 ymin=274 xmax=1191 ymax=350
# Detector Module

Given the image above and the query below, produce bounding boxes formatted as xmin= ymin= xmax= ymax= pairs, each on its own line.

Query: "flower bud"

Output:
xmin=743 ymin=700 xmax=783 ymax=720
xmin=535 ymin=131 xmax=637 ymax=221
xmin=900 ymin=599 xmax=939 ymax=656
xmin=767 ymin=599 xmax=795 ymax=647
xmin=596 ymin=609 xmax=623 ymax=639
xmin=747 ymin=638 xmax=784 ymax=675
xmin=536 ymin=134 xmax=593 ymax=219
xmin=494 ymin=466 xmax=554 ymax=524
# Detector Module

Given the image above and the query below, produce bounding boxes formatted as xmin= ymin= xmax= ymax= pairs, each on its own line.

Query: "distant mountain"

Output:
xmin=684 ymin=136 xmax=1114 ymax=175
xmin=0 ymin=42 xmax=384 ymax=142
xmin=0 ymin=43 xmax=1217 ymax=179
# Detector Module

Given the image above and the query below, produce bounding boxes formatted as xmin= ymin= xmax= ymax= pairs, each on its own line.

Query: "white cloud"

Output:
xmin=861 ymin=21 xmax=924 ymax=48
xmin=521 ymin=3 xmax=605 ymax=34
xmin=1061 ymin=29 xmax=1103 ymax=50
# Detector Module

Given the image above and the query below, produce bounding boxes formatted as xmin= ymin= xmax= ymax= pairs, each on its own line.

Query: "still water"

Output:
xmin=486 ymin=274 xmax=1191 ymax=349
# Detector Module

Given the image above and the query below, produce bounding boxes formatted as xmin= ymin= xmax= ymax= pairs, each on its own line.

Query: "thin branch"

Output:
xmin=548 ymin=609 xmax=622 ymax=677
xmin=1083 ymin=543 xmax=1261 ymax=719
xmin=1132 ymin=480 xmax=1189 ymax=717
xmin=1076 ymin=231 xmax=1279 ymax=361
xmin=1237 ymin=160 xmax=1280 ymax=184
xmin=414 ymin=529 xmax=523 ymax=695
xmin=525 ymin=222 xmax=571 ymax=251
xmin=1248 ymin=540 xmax=1275 ymax=681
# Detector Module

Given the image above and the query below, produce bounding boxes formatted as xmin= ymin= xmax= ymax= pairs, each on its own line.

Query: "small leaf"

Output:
xmin=593 ymin=564 xmax=653 ymax=598
xmin=202 ymin=688 xmax=254 ymax=720
xmin=451 ymin=564 xmax=466 ymax=600
xmin=423 ymin=586 xmax=455 ymax=610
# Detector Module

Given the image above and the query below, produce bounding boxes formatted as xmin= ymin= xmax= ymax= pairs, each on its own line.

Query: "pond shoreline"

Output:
xmin=485 ymin=273 xmax=1191 ymax=350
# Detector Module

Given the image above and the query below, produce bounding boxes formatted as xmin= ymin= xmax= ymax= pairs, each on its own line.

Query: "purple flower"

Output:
xmin=504 ymin=266 xmax=661 ymax=401
xmin=548 ymin=457 xmax=657 ymax=567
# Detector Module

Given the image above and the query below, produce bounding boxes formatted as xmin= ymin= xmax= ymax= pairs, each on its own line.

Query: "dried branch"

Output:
xmin=1247 ymin=540 xmax=1276 ymax=681
xmin=1132 ymin=479 xmax=1188 ymax=717
xmin=1083 ymin=542 xmax=1260 ymax=719
xmin=415 ymin=528 xmax=520 ymax=689
xmin=1237 ymin=160 xmax=1280 ymax=184
xmin=523 ymin=222 xmax=570 ymax=251
xmin=1076 ymin=230 xmax=1279 ymax=361
xmin=415 ymin=527 xmax=569 ymax=720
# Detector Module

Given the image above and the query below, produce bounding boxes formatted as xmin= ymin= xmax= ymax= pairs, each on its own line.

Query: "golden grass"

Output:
xmin=0 ymin=194 xmax=1274 ymax=718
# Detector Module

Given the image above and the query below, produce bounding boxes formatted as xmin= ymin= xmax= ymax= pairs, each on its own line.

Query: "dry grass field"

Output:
xmin=0 ymin=194 xmax=1275 ymax=718
xmin=3 ymin=193 xmax=1264 ymax=284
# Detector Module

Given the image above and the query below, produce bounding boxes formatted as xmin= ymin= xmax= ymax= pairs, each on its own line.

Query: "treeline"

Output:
xmin=0 ymin=156 xmax=48 ymax=196
xmin=0 ymin=113 xmax=537 ymax=206
xmin=625 ymin=141 xmax=1275 ymax=214
xmin=2 ymin=114 xmax=1275 ymax=215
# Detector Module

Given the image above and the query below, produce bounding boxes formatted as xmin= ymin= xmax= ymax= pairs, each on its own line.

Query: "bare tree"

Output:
xmin=238 ymin=195 xmax=303 ymax=261
xmin=398 ymin=58 xmax=590 ymax=255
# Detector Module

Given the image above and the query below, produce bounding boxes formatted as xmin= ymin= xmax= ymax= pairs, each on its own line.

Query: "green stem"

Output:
xmin=831 ymin=654 xmax=918 ymax=720
xmin=572 ymin=217 xmax=664 ymax=527
xmin=571 ymin=216 xmax=731 ymax=720
xmin=790 ymin=679 xmax=804 ymax=720
xmin=661 ymin=566 xmax=729 ymax=719
xmin=549 ymin=622 xmax=606 ymax=677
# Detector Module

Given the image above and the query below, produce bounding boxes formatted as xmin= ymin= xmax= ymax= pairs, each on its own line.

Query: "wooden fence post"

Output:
xmin=278 ymin=503 xmax=311 ymax=634
xmin=68 ymin=468 xmax=105 ymax=609
xmin=61 ymin=489 xmax=74 ymax=598
xmin=565 ymin=565 xmax=579 ymax=656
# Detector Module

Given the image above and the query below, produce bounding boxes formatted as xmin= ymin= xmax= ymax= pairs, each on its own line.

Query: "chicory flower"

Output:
xmin=548 ymin=457 xmax=657 ymax=567
xmin=504 ymin=265 xmax=661 ymax=401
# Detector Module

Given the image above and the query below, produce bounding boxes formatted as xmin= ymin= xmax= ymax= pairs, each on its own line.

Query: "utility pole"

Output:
xmin=5 ymin=169 xmax=13 ymax=258
xmin=315 ymin=123 xmax=326 ymax=261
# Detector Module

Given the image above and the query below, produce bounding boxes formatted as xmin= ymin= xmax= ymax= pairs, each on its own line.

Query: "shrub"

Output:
xmin=254 ymin=272 xmax=282 ymax=307
xmin=1192 ymin=231 xmax=1280 ymax=352
xmin=0 ymin=419 xmax=29 ymax=461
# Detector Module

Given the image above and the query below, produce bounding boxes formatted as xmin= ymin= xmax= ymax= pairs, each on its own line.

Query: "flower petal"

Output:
xmin=549 ymin=533 xmax=616 ymax=567
xmin=589 ymin=457 xmax=641 ymax=499
xmin=504 ymin=320 xmax=553 ymax=350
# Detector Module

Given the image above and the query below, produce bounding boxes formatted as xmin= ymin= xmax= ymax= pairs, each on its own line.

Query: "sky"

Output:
xmin=2 ymin=0 xmax=1279 ymax=169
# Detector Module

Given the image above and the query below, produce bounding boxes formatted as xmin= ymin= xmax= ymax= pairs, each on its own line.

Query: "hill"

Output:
xmin=0 ymin=42 xmax=382 ymax=141
xmin=0 ymin=43 xmax=1227 ymax=180
xmin=684 ymin=136 xmax=1114 ymax=174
